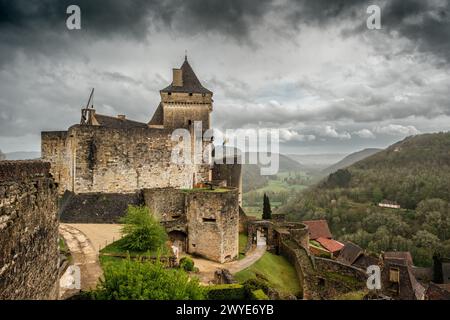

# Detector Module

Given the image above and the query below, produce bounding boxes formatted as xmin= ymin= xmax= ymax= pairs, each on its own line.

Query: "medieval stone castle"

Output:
xmin=41 ymin=57 xmax=241 ymax=263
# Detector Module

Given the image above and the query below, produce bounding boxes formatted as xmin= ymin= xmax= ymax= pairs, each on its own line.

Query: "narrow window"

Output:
xmin=389 ymin=268 xmax=400 ymax=283
xmin=203 ymin=218 xmax=216 ymax=223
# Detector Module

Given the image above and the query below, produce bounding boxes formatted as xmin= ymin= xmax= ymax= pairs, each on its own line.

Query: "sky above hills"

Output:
xmin=1 ymin=0 xmax=450 ymax=154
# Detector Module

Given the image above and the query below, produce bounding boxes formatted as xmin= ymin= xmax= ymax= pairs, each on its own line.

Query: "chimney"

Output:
xmin=173 ymin=68 xmax=183 ymax=87
xmin=117 ymin=115 xmax=126 ymax=120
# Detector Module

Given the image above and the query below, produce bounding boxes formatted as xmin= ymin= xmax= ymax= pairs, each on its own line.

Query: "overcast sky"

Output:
xmin=1 ymin=0 xmax=450 ymax=154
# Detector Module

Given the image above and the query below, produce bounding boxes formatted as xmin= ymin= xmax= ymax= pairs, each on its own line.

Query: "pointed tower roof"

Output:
xmin=161 ymin=58 xmax=212 ymax=94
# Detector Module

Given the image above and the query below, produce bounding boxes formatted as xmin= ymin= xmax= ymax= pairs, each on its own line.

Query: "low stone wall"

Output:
xmin=315 ymin=257 xmax=367 ymax=282
xmin=59 ymin=191 xmax=144 ymax=223
xmin=0 ymin=160 xmax=59 ymax=299
xmin=279 ymin=237 xmax=319 ymax=300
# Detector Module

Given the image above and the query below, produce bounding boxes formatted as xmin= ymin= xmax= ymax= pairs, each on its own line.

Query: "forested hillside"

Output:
xmin=321 ymin=148 xmax=381 ymax=176
xmin=277 ymin=132 xmax=450 ymax=266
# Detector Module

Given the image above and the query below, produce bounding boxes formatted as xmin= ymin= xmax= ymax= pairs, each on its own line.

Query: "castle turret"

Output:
xmin=149 ymin=56 xmax=213 ymax=131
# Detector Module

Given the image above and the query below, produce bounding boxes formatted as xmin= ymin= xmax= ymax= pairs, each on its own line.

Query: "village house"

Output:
xmin=302 ymin=220 xmax=344 ymax=258
xmin=378 ymin=200 xmax=401 ymax=209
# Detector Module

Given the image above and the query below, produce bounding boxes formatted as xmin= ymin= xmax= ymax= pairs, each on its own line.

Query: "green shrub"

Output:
xmin=91 ymin=258 xmax=204 ymax=300
xmin=119 ymin=205 xmax=168 ymax=252
xmin=205 ymin=284 xmax=246 ymax=300
xmin=179 ymin=257 xmax=195 ymax=271
xmin=250 ymin=289 xmax=269 ymax=300
xmin=242 ymin=278 xmax=269 ymax=296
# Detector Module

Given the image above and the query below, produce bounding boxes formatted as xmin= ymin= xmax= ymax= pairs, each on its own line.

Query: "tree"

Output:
xmin=119 ymin=205 xmax=168 ymax=252
xmin=325 ymin=169 xmax=352 ymax=188
xmin=372 ymin=187 xmax=383 ymax=204
xmin=92 ymin=258 xmax=204 ymax=300
xmin=262 ymin=193 xmax=272 ymax=220
xmin=0 ymin=149 xmax=5 ymax=161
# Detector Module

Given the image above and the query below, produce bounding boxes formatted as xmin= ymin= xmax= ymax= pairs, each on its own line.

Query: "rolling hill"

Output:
xmin=277 ymin=132 xmax=450 ymax=266
xmin=321 ymin=148 xmax=382 ymax=176
xmin=242 ymin=153 xmax=306 ymax=192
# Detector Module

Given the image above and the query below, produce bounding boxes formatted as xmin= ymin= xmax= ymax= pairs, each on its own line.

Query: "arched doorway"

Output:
xmin=256 ymin=228 xmax=267 ymax=246
xmin=168 ymin=230 xmax=188 ymax=254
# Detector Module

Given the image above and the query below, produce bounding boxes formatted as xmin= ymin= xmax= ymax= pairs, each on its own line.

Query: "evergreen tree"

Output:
xmin=262 ymin=193 xmax=272 ymax=220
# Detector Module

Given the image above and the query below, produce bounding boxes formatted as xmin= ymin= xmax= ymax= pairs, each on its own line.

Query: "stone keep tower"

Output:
xmin=149 ymin=56 xmax=213 ymax=131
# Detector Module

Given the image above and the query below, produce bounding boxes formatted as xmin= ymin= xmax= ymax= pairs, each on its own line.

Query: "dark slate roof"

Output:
xmin=384 ymin=251 xmax=413 ymax=266
xmin=302 ymin=220 xmax=332 ymax=240
xmin=94 ymin=114 xmax=148 ymax=129
xmin=337 ymin=242 xmax=364 ymax=265
xmin=161 ymin=59 xmax=212 ymax=94
xmin=148 ymin=103 xmax=164 ymax=126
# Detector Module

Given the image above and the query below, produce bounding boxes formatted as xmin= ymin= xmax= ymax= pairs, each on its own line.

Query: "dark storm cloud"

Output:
xmin=0 ymin=0 xmax=273 ymax=43
xmin=382 ymin=0 xmax=450 ymax=63
xmin=1 ymin=0 xmax=449 ymax=61
xmin=0 ymin=0 xmax=275 ymax=67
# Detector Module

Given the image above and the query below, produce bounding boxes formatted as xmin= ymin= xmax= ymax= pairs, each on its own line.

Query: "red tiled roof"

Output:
xmin=302 ymin=220 xmax=332 ymax=240
xmin=316 ymin=237 xmax=344 ymax=253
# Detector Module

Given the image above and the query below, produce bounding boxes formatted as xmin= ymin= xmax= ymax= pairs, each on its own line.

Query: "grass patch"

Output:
xmin=332 ymin=290 xmax=368 ymax=300
xmin=234 ymin=252 xmax=301 ymax=297
xmin=99 ymin=238 xmax=172 ymax=268
xmin=59 ymin=237 xmax=73 ymax=264
xmin=322 ymin=271 xmax=362 ymax=288
xmin=239 ymin=233 xmax=248 ymax=260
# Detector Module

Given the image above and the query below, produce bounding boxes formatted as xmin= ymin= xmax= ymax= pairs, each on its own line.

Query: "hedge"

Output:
xmin=205 ymin=284 xmax=246 ymax=300
xmin=250 ymin=289 xmax=269 ymax=300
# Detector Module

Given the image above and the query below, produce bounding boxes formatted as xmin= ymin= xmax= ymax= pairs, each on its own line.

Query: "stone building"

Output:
xmin=143 ymin=187 xmax=239 ymax=263
xmin=42 ymin=57 xmax=215 ymax=195
xmin=41 ymin=57 xmax=241 ymax=263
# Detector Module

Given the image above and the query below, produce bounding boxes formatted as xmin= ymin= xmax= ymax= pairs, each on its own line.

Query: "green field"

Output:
xmin=242 ymin=171 xmax=311 ymax=216
xmin=234 ymin=251 xmax=302 ymax=298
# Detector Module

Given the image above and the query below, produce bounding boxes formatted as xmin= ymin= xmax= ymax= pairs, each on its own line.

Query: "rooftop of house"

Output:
xmin=384 ymin=251 xmax=414 ymax=266
xmin=302 ymin=219 xmax=332 ymax=240
xmin=316 ymin=237 xmax=344 ymax=253
xmin=161 ymin=57 xmax=212 ymax=94
xmin=379 ymin=200 xmax=400 ymax=206
xmin=93 ymin=113 xmax=148 ymax=130
xmin=337 ymin=242 xmax=364 ymax=265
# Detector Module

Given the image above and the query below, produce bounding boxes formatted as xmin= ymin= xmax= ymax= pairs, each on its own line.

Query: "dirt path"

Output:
xmin=59 ymin=224 xmax=103 ymax=293
xmin=190 ymin=245 xmax=266 ymax=284
xmin=65 ymin=223 xmax=123 ymax=252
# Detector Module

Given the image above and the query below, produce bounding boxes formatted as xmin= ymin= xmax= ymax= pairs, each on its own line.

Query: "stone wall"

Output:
xmin=42 ymin=125 xmax=212 ymax=195
xmin=186 ymin=190 xmax=239 ymax=263
xmin=0 ymin=161 xmax=59 ymax=299
xmin=143 ymin=188 xmax=185 ymax=221
xmin=41 ymin=131 xmax=72 ymax=192
xmin=315 ymin=257 xmax=367 ymax=282
xmin=59 ymin=191 xmax=144 ymax=223
xmin=160 ymin=91 xmax=212 ymax=131
xmin=212 ymin=161 xmax=242 ymax=205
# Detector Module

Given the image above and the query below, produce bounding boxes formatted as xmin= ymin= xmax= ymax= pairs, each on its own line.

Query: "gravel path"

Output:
xmin=64 ymin=223 xmax=123 ymax=252
xmin=191 ymin=245 xmax=267 ymax=284
xmin=59 ymin=224 xmax=103 ymax=293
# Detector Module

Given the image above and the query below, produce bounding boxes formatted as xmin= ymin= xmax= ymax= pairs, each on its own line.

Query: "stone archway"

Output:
xmin=168 ymin=230 xmax=188 ymax=254
xmin=256 ymin=227 xmax=267 ymax=246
